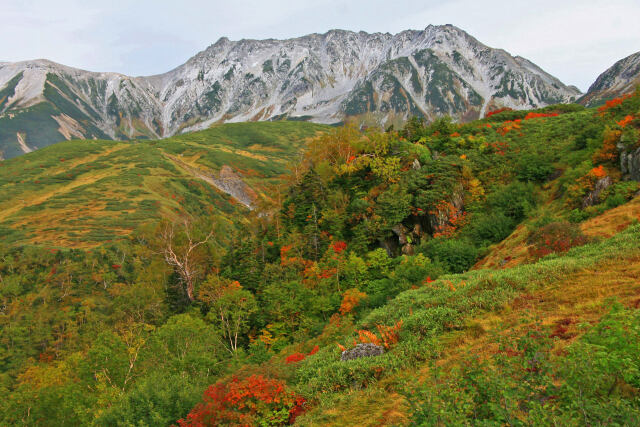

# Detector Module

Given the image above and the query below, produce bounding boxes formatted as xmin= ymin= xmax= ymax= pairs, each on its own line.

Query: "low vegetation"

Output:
xmin=1 ymin=89 xmax=639 ymax=425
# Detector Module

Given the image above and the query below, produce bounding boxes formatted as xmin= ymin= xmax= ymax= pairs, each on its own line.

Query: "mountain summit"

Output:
xmin=580 ymin=51 xmax=640 ymax=107
xmin=0 ymin=25 xmax=580 ymax=159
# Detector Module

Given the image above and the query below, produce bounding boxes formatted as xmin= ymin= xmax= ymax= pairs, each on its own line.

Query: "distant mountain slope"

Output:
xmin=580 ymin=51 xmax=640 ymax=106
xmin=0 ymin=25 xmax=580 ymax=159
xmin=0 ymin=121 xmax=328 ymax=247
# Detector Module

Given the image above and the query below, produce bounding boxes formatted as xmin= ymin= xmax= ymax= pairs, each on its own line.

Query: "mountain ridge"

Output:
xmin=580 ymin=50 xmax=640 ymax=106
xmin=0 ymin=25 xmax=581 ymax=159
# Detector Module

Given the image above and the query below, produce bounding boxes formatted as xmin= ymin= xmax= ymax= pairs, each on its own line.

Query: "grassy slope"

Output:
xmin=474 ymin=195 xmax=640 ymax=270
xmin=261 ymin=103 xmax=640 ymax=424
xmin=0 ymin=121 xmax=328 ymax=247
xmin=295 ymin=220 xmax=640 ymax=426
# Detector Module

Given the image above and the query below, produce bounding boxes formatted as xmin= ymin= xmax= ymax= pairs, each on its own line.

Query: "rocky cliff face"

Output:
xmin=0 ymin=25 xmax=581 ymax=159
xmin=580 ymin=51 xmax=640 ymax=107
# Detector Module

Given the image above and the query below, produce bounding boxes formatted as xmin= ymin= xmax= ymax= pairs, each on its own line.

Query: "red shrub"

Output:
xmin=285 ymin=352 xmax=306 ymax=364
xmin=177 ymin=375 xmax=306 ymax=427
xmin=598 ymin=94 xmax=632 ymax=114
xmin=527 ymin=222 xmax=590 ymax=260
xmin=485 ymin=107 xmax=512 ymax=118
xmin=524 ymin=112 xmax=558 ymax=120
xmin=497 ymin=119 xmax=521 ymax=135
xmin=331 ymin=241 xmax=347 ymax=254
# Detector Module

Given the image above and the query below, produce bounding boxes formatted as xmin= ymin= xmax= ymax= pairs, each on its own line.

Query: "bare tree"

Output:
xmin=158 ymin=217 xmax=214 ymax=301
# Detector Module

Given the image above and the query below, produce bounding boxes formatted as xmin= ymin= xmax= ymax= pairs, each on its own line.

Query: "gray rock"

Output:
xmin=582 ymin=176 xmax=613 ymax=208
xmin=620 ymin=146 xmax=640 ymax=181
xmin=340 ymin=343 xmax=385 ymax=361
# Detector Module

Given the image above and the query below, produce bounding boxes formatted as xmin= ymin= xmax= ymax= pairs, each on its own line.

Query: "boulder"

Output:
xmin=340 ymin=343 xmax=385 ymax=361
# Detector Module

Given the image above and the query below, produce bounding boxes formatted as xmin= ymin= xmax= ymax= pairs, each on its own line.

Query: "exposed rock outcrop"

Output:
xmin=168 ymin=155 xmax=257 ymax=209
xmin=620 ymin=146 xmax=640 ymax=181
xmin=428 ymin=188 xmax=465 ymax=235
xmin=340 ymin=343 xmax=385 ymax=361
xmin=582 ymin=176 xmax=613 ymax=208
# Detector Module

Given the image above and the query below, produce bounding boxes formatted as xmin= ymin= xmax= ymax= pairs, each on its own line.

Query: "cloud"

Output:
xmin=0 ymin=0 xmax=637 ymax=90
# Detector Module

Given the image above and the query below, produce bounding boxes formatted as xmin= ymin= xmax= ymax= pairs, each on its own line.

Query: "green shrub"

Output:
xmin=516 ymin=152 xmax=556 ymax=182
xmin=467 ymin=211 xmax=516 ymax=244
xmin=486 ymin=182 xmax=536 ymax=222
xmin=421 ymin=237 xmax=479 ymax=273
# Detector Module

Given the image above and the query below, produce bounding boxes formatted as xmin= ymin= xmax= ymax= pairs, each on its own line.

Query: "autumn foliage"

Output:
xmin=177 ymin=375 xmax=306 ymax=427
xmin=593 ymin=128 xmax=621 ymax=164
xmin=524 ymin=112 xmax=558 ymax=120
xmin=590 ymin=165 xmax=607 ymax=179
xmin=527 ymin=222 xmax=590 ymax=260
xmin=485 ymin=107 xmax=512 ymax=118
xmin=330 ymin=241 xmax=347 ymax=254
xmin=617 ymin=115 xmax=634 ymax=128
xmin=285 ymin=345 xmax=321 ymax=364
xmin=598 ymin=94 xmax=633 ymax=114
xmin=339 ymin=288 xmax=367 ymax=315
xmin=430 ymin=201 xmax=468 ymax=238
xmin=285 ymin=353 xmax=307 ymax=364
xmin=498 ymin=119 xmax=521 ymax=135
xmin=355 ymin=321 xmax=403 ymax=349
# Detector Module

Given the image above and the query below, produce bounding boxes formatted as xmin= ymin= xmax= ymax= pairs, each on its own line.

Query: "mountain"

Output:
xmin=0 ymin=25 xmax=580 ymax=159
xmin=0 ymin=121 xmax=328 ymax=247
xmin=580 ymin=51 xmax=640 ymax=106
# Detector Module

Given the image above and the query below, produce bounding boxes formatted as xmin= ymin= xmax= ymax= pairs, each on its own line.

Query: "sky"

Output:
xmin=1 ymin=0 xmax=639 ymax=92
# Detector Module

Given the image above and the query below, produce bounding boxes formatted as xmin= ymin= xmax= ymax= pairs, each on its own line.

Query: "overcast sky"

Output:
xmin=1 ymin=0 xmax=638 ymax=92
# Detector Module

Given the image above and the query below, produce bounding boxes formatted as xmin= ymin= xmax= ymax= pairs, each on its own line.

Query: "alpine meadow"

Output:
xmin=1 ymin=9 xmax=640 ymax=427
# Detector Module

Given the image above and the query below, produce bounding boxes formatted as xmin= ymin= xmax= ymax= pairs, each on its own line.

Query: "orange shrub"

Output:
xmin=339 ymin=288 xmax=367 ymax=315
xmin=355 ymin=320 xmax=404 ymax=349
xmin=593 ymin=128 xmax=621 ymax=164
xmin=617 ymin=115 xmax=634 ymax=128
xmin=524 ymin=112 xmax=558 ymax=120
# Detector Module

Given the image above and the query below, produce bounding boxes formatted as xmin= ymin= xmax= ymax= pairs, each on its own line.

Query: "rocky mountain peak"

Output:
xmin=580 ymin=51 xmax=640 ymax=106
xmin=0 ymin=26 xmax=582 ymax=159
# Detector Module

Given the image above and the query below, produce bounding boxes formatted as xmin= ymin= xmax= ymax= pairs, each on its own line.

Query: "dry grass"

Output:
xmin=301 ymin=250 xmax=640 ymax=426
xmin=473 ymin=224 xmax=531 ymax=270
xmin=474 ymin=195 xmax=640 ymax=271
xmin=581 ymin=195 xmax=640 ymax=239
xmin=441 ymin=255 xmax=640 ymax=368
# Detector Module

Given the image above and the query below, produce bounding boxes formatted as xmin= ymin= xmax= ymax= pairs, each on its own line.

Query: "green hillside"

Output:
xmin=1 ymin=90 xmax=639 ymax=426
xmin=0 ymin=121 xmax=329 ymax=247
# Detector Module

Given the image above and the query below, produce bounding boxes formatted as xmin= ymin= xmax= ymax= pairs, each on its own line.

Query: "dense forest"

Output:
xmin=1 ymin=89 xmax=640 ymax=426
